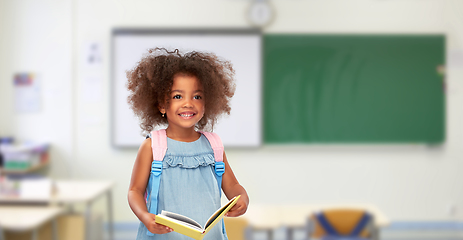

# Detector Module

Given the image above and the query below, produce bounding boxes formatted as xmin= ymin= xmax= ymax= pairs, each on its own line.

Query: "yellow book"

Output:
xmin=155 ymin=195 xmax=241 ymax=240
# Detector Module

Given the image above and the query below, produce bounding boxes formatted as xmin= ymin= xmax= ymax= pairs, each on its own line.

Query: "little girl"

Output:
xmin=127 ymin=48 xmax=249 ymax=240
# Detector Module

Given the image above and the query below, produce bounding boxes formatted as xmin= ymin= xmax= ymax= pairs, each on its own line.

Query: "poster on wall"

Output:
xmin=14 ymin=73 xmax=41 ymax=113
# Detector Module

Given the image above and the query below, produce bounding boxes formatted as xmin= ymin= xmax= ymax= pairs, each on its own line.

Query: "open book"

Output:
xmin=154 ymin=195 xmax=241 ymax=240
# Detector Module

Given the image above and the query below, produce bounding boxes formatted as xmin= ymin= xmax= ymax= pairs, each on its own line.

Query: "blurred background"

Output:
xmin=1 ymin=0 xmax=463 ymax=240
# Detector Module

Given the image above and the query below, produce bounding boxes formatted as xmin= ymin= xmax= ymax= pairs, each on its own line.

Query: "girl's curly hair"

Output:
xmin=126 ymin=48 xmax=236 ymax=134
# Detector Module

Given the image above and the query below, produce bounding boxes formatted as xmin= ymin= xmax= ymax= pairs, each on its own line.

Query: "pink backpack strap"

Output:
xmin=199 ymin=131 xmax=225 ymax=195
xmin=199 ymin=131 xmax=224 ymax=162
xmin=151 ymin=129 xmax=167 ymax=161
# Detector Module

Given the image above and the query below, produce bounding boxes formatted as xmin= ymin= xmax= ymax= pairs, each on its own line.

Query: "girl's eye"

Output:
xmin=173 ymin=95 xmax=181 ymax=99
xmin=194 ymin=95 xmax=202 ymax=100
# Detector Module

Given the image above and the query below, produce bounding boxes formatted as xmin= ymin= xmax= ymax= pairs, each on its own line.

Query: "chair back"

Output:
xmin=307 ymin=208 xmax=374 ymax=240
xmin=224 ymin=217 xmax=250 ymax=240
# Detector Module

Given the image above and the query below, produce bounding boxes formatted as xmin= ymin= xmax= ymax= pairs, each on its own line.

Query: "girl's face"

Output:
xmin=159 ymin=74 xmax=205 ymax=131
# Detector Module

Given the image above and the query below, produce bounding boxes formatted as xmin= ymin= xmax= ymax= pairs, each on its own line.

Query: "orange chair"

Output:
xmin=224 ymin=217 xmax=251 ymax=240
xmin=306 ymin=208 xmax=375 ymax=240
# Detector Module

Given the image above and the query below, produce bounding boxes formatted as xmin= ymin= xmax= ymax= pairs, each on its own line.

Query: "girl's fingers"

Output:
xmin=229 ymin=205 xmax=239 ymax=212
xmin=226 ymin=200 xmax=248 ymax=217
xmin=149 ymin=223 xmax=173 ymax=234
xmin=227 ymin=204 xmax=244 ymax=217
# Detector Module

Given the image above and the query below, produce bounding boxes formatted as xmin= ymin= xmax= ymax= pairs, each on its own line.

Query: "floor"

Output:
xmin=107 ymin=222 xmax=463 ymax=240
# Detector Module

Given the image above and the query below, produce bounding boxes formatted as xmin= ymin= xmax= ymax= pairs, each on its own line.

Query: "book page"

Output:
xmin=160 ymin=211 xmax=203 ymax=230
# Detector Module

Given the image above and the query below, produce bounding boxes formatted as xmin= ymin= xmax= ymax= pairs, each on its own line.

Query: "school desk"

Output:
xmin=244 ymin=203 xmax=390 ymax=240
xmin=0 ymin=180 xmax=114 ymax=240
xmin=53 ymin=180 xmax=114 ymax=240
xmin=0 ymin=206 xmax=63 ymax=240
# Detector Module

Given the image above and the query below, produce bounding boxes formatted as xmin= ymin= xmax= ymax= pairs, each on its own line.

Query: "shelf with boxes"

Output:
xmin=0 ymin=139 xmax=51 ymax=201
xmin=0 ymin=139 xmax=49 ymax=174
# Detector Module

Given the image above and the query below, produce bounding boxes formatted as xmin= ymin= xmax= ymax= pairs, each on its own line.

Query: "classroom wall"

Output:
xmin=0 ymin=0 xmax=74 ymax=177
xmin=1 ymin=0 xmax=463 ymax=223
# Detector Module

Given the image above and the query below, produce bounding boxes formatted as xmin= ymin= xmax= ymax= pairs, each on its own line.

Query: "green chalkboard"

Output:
xmin=264 ymin=35 xmax=445 ymax=143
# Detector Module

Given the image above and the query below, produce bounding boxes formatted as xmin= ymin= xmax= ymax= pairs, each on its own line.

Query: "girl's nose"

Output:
xmin=183 ymin=99 xmax=193 ymax=108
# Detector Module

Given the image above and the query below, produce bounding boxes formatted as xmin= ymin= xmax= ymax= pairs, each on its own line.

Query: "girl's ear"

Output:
xmin=158 ymin=104 xmax=165 ymax=115
xmin=158 ymin=96 xmax=168 ymax=115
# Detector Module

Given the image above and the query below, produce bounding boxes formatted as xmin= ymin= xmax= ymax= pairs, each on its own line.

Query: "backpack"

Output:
xmin=144 ymin=129 xmax=225 ymax=236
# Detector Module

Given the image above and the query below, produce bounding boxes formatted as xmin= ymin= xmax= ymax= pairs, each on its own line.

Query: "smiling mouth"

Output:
xmin=179 ymin=113 xmax=195 ymax=118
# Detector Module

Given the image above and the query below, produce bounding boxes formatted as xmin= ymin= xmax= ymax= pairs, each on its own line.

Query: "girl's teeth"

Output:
xmin=180 ymin=114 xmax=193 ymax=117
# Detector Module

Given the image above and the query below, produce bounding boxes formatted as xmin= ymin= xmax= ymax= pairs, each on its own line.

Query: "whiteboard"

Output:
xmin=111 ymin=29 xmax=262 ymax=148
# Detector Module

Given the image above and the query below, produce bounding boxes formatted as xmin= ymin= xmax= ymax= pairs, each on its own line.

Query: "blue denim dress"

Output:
xmin=136 ymin=134 xmax=228 ymax=240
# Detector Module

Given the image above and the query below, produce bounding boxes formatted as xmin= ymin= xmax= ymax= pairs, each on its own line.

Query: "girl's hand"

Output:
xmin=225 ymin=197 xmax=248 ymax=217
xmin=141 ymin=212 xmax=173 ymax=234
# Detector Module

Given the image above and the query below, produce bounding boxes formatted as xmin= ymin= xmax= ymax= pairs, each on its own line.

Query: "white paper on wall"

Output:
xmin=14 ymin=73 xmax=41 ymax=113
